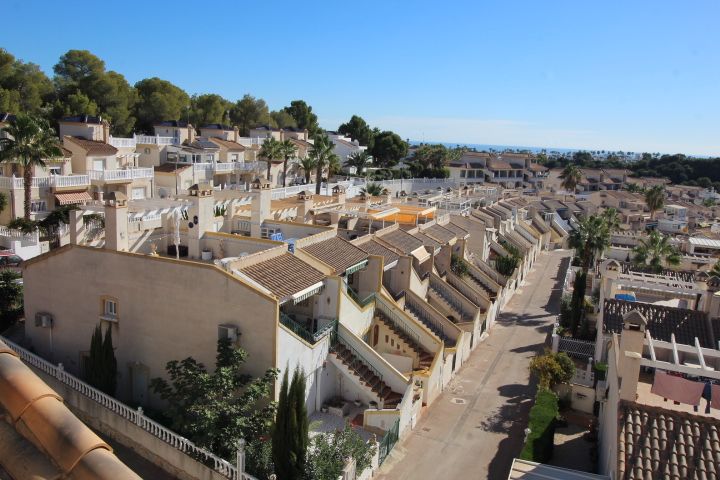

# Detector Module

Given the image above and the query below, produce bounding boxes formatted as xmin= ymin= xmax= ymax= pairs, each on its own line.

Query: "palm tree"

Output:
xmin=278 ymin=139 xmax=297 ymax=187
xmin=326 ymin=154 xmax=342 ymax=183
xmin=632 ymin=230 xmax=681 ymax=274
xmin=559 ymin=164 xmax=582 ymax=199
xmin=601 ymin=207 xmax=621 ymax=232
xmin=361 ymin=182 xmax=383 ymax=197
xmin=346 ymin=151 xmax=371 ymax=176
xmin=309 ymin=134 xmax=339 ymax=195
xmin=259 ymin=137 xmax=281 ymax=184
xmin=626 ymin=182 xmax=642 ymax=193
xmin=567 ymin=215 xmax=611 ymax=274
xmin=299 ymin=157 xmax=318 ymax=185
xmin=0 ymin=114 xmax=63 ymax=220
xmin=709 ymin=261 xmax=720 ymax=277
xmin=644 ymin=185 xmax=666 ymax=219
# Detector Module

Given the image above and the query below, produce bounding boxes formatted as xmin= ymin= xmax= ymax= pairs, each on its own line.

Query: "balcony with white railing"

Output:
xmin=88 ymin=168 xmax=154 ymax=182
xmin=213 ymin=162 xmax=236 ymax=173
xmin=135 ymin=135 xmax=180 ymax=146
xmin=237 ymin=137 xmax=264 ymax=147
xmin=0 ymin=175 xmax=91 ymax=189
xmin=109 ymin=136 xmax=137 ymax=148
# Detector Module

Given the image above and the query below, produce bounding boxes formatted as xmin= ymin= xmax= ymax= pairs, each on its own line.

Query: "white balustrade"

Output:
xmin=0 ymin=175 xmax=91 ymax=189
xmin=237 ymin=137 xmax=263 ymax=147
xmin=213 ymin=162 xmax=236 ymax=172
xmin=193 ymin=163 xmax=212 ymax=172
xmin=0 ymin=336 xmax=242 ymax=480
xmin=109 ymin=136 xmax=137 ymax=148
xmin=135 ymin=135 xmax=180 ymax=146
xmin=88 ymin=169 xmax=154 ymax=181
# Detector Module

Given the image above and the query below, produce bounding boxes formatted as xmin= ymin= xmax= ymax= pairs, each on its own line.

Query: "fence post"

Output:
xmin=57 ymin=363 xmax=64 ymax=380
xmin=237 ymin=438 xmax=246 ymax=478
xmin=136 ymin=406 xmax=144 ymax=426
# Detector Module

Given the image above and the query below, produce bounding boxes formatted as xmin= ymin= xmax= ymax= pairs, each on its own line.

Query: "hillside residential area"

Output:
xmin=1 ymin=109 xmax=720 ymax=480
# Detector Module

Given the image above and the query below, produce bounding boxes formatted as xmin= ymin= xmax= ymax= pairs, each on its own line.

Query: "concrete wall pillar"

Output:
xmin=69 ymin=209 xmax=85 ymax=245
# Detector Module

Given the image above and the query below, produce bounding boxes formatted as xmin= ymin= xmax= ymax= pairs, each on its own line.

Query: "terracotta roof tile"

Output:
xmin=377 ymin=229 xmax=424 ymax=254
xmin=603 ymin=298 xmax=711 ymax=347
xmin=239 ymin=252 xmax=325 ymax=299
xmin=528 ymin=163 xmax=549 ymax=171
xmin=300 ymin=237 xmax=368 ymax=273
xmin=208 ymin=137 xmax=246 ymax=150
xmin=617 ymin=401 xmax=720 ymax=480
xmin=413 ymin=232 xmax=442 ymax=250
xmin=64 ymin=136 xmax=118 ymax=155
xmin=423 ymin=224 xmax=456 ymax=243
xmin=490 ymin=162 xmax=513 ymax=169
xmin=356 ymin=239 xmax=400 ymax=265
xmin=444 ymin=222 xmax=469 ymax=238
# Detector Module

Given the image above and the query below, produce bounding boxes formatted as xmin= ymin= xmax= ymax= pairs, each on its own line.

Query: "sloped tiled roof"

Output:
xmin=155 ymin=120 xmax=189 ymax=128
xmin=357 ymin=239 xmax=400 ymax=265
xmin=617 ymin=400 xmax=720 ymax=480
xmin=423 ymin=224 xmax=456 ymax=244
xmin=602 ymin=299 xmax=712 ymax=348
xmin=59 ymin=114 xmax=102 ymax=124
xmin=413 ymin=232 xmax=442 ymax=250
xmin=283 ymin=126 xmax=306 ymax=133
xmin=288 ymin=137 xmax=313 ymax=149
xmin=300 ymin=237 xmax=368 ymax=273
xmin=208 ymin=137 xmax=246 ymax=150
xmin=377 ymin=229 xmax=424 ymax=254
xmin=251 ymin=125 xmax=280 ymax=132
xmin=527 ymin=163 xmax=549 ymax=171
xmin=490 ymin=162 xmax=513 ymax=169
xmin=64 ymin=136 xmax=118 ymax=155
xmin=444 ymin=222 xmax=469 ymax=239
xmin=200 ymin=124 xmax=232 ymax=130
xmin=239 ymin=252 xmax=325 ymax=299
xmin=0 ymin=113 xmax=17 ymax=123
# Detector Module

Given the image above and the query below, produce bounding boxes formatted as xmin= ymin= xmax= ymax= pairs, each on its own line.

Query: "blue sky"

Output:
xmin=3 ymin=0 xmax=719 ymax=156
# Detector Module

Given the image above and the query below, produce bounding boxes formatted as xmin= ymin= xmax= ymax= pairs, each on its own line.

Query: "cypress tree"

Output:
xmin=87 ymin=323 xmax=103 ymax=389
xmin=102 ymin=324 xmax=117 ymax=396
xmin=290 ymin=366 xmax=308 ymax=477
xmin=273 ymin=368 xmax=291 ymax=479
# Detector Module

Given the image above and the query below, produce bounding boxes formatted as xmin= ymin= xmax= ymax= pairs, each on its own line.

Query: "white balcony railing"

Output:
xmin=190 ymin=161 xmax=267 ymax=173
xmin=0 ymin=175 xmax=91 ymax=189
xmin=213 ymin=162 xmax=236 ymax=172
xmin=237 ymin=137 xmax=264 ymax=147
xmin=109 ymin=136 xmax=137 ymax=148
xmin=135 ymin=135 xmax=180 ymax=146
xmin=88 ymin=168 xmax=154 ymax=181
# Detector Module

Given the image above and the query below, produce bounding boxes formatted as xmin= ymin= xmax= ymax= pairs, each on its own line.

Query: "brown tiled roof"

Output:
xmin=602 ymin=168 xmax=630 ymax=175
xmin=239 ymin=252 xmax=325 ymax=299
xmin=443 ymin=222 xmax=469 ymax=238
xmin=413 ymin=232 xmax=442 ymax=250
xmin=528 ymin=163 xmax=548 ymax=171
xmin=154 ymin=163 xmax=192 ymax=173
xmin=357 ymin=239 xmax=400 ymax=265
xmin=208 ymin=137 xmax=246 ymax=150
xmin=617 ymin=400 xmax=720 ymax=480
xmin=333 ymin=138 xmax=358 ymax=148
xmin=289 ymin=137 xmax=313 ymax=149
xmin=64 ymin=136 xmax=118 ymax=155
xmin=377 ymin=229 xmax=424 ymax=254
xmin=603 ymin=299 xmax=712 ymax=348
xmin=300 ymin=237 xmax=368 ymax=273
xmin=490 ymin=162 xmax=512 ymax=169
xmin=56 ymin=145 xmax=73 ymax=157
xmin=423 ymin=224 xmax=456 ymax=243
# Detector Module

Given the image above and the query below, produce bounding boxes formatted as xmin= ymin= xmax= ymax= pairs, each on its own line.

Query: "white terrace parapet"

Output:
xmin=0 ymin=335 xmax=258 ymax=480
xmin=618 ymin=271 xmax=699 ymax=290
xmin=109 ymin=136 xmax=137 ymax=148
xmin=135 ymin=134 xmax=181 ymax=146
xmin=0 ymin=225 xmax=39 ymax=242
xmin=88 ymin=168 xmax=154 ymax=181
xmin=237 ymin=137 xmax=264 ymax=147
xmin=0 ymin=175 xmax=91 ymax=189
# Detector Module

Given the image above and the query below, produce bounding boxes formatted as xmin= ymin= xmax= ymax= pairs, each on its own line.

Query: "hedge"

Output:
xmin=519 ymin=389 xmax=559 ymax=463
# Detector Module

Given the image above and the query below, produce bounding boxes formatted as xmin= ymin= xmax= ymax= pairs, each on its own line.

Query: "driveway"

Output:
xmin=378 ymin=250 xmax=571 ymax=480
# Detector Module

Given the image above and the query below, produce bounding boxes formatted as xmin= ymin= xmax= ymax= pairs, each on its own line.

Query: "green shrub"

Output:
xmin=450 ymin=254 xmax=470 ymax=277
xmin=559 ymin=294 xmax=572 ymax=328
xmin=519 ymin=390 xmax=559 ymax=463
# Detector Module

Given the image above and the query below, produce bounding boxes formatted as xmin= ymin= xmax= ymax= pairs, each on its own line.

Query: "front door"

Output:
xmin=132 ymin=368 xmax=148 ymax=407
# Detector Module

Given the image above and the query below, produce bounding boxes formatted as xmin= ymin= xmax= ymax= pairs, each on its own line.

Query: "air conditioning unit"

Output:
xmin=35 ymin=313 xmax=53 ymax=328
xmin=596 ymin=380 xmax=608 ymax=402
xmin=218 ymin=325 xmax=238 ymax=343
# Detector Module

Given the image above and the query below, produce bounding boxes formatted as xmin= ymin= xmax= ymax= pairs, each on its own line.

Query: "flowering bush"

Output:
xmin=245 ymin=437 xmax=273 ymax=480
xmin=306 ymin=419 xmax=376 ymax=480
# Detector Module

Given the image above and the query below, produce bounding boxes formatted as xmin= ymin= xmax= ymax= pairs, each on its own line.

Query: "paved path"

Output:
xmin=378 ymin=250 xmax=571 ymax=480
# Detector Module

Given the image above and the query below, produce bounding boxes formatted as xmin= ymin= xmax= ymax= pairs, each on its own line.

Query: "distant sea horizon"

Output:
xmin=409 ymin=141 xmax=598 ymax=155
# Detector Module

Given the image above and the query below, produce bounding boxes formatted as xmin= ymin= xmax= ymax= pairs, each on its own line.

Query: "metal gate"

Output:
xmin=378 ymin=419 xmax=400 ymax=466
xmin=558 ymin=337 xmax=595 ymax=359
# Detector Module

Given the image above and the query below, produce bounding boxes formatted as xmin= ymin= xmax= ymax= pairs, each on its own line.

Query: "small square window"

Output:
xmin=145 ymin=148 xmax=150 ymax=154
xmin=105 ymin=300 xmax=117 ymax=316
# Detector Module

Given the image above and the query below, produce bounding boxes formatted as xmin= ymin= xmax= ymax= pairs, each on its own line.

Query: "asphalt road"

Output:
xmin=377 ymin=249 xmax=571 ymax=480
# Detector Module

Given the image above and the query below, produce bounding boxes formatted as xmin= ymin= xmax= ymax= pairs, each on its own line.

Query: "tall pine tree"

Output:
xmin=87 ymin=323 xmax=117 ymax=396
xmin=87 ymin=323 xmax=103 ymax=389
xmin=102 ymin=324 xmax=117 ymax=396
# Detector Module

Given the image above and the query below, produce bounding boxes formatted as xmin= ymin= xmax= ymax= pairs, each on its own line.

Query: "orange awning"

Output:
xmin=55 ymin=191 xmax=92 ymax=205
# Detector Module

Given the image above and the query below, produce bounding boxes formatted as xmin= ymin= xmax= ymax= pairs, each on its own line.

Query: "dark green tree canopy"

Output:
xmin=134 ymin=77 xmax=191 ymax=133
xmin=284 ymin=100 xmax=320 ymax=136
xmin=190 ymin=93 xmax=231 ymax=128
xmin=370 ymin=131 xmax=408 ymax=167
xmin=338 ymin=115 xmax=375 ymax=150
xmin=231 ymin=94 xmax=274 ymax=136
xmin=0 ymin=48 xmax=53 ymax=114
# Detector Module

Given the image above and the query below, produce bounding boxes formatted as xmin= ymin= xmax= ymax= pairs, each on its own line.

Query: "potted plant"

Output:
xmin=321 ymin=403 xmax=328 ymax=413
xmin=369 ymin=400 xmax=378 ymax=410
xmin=201 ymin=248 xmax=212 ymax=260
xmin=354 ymin=396 xmax=362 ymax=408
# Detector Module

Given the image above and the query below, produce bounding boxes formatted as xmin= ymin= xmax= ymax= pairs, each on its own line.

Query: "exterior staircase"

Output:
xmin=403 ymin=294 xmax=456 ymax=348
xmin=428 ymin=278 xmax=475 ymax=322
xmin=375 ymin=309 xmax=434 ymax=370
xmin=466 ymin=271 xmax=497 ymax=299
xmin=330 ymin=334 xmax=404 ymax=409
